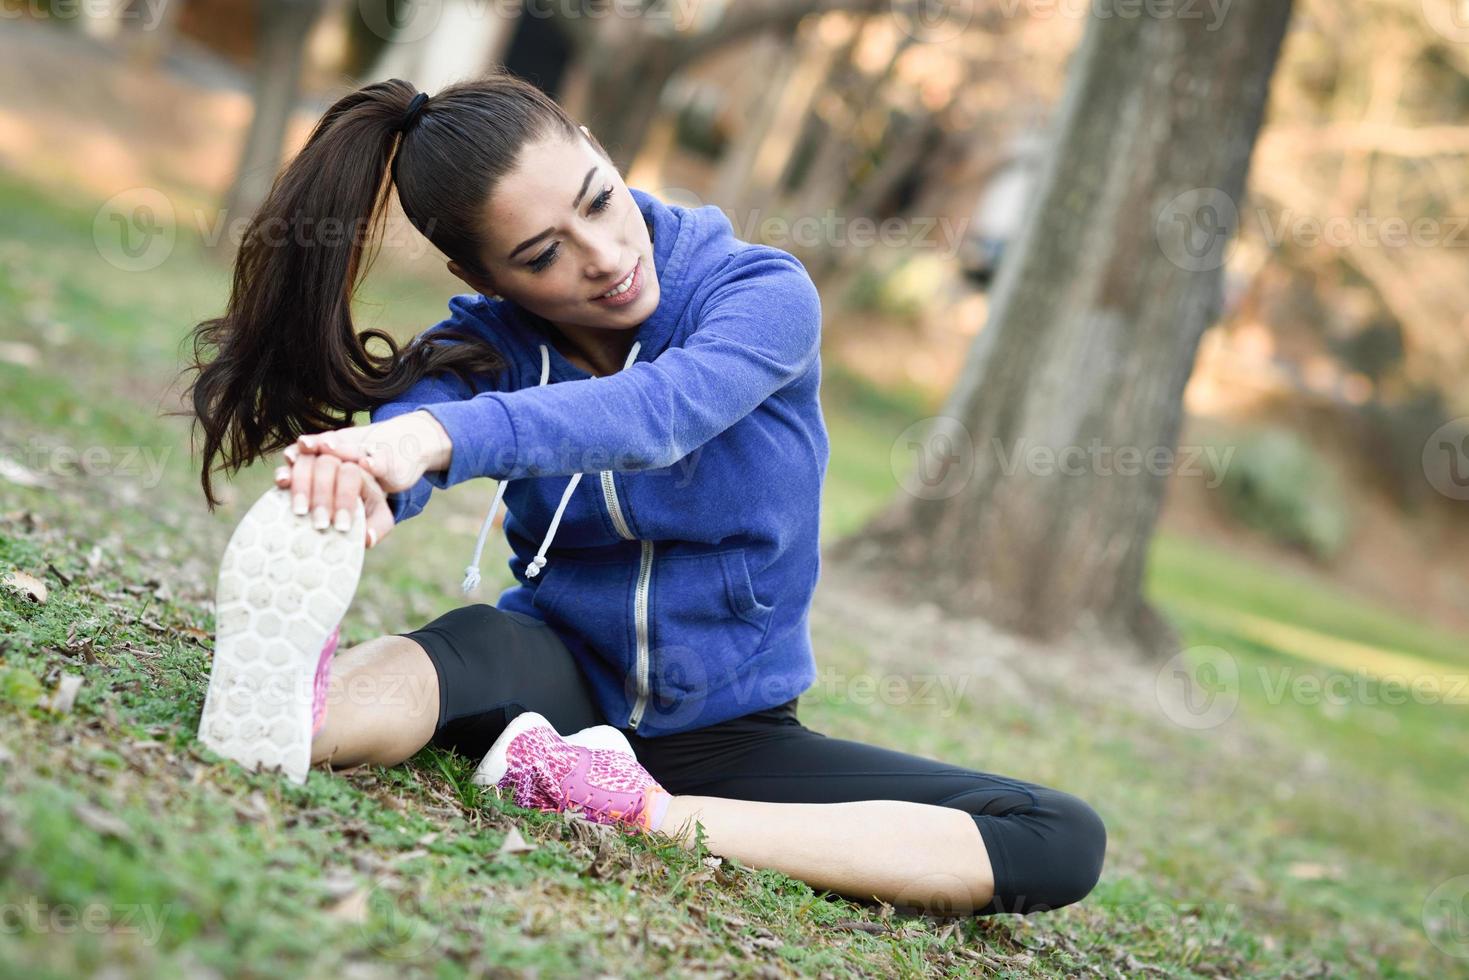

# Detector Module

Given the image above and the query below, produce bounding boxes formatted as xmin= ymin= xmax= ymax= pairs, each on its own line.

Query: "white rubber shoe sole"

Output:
xmin=198 ymin=487 xmax=366 ymax=784
xmin=471 ymin=713 xmax=635 ymax=789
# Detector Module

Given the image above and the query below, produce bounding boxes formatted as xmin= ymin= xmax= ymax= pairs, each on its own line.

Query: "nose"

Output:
xmin=583 ymin=232 xmax=622 ymax=279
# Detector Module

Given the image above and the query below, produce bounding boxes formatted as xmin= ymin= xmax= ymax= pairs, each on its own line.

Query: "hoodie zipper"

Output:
xmin=600 ymin=470 xmax=653 ymax=728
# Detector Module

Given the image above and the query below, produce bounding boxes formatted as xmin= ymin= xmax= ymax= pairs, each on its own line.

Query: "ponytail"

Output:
xmin=181 ymin=71 xmax=580 ymax=508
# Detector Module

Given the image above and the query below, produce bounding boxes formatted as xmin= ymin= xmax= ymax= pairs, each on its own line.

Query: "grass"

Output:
xmin=2 ymin=168 xmax=1467 ymax=977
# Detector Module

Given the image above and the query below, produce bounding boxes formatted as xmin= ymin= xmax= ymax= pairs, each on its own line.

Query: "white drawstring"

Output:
xmin=461 ymin=339 xmax=642 ymax=593
xmin=461 ymin=344 xmax=552 ymax=594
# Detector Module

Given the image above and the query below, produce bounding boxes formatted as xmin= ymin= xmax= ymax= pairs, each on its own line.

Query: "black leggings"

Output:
xmin=400 ymin=603 xmax=1106 ymax=916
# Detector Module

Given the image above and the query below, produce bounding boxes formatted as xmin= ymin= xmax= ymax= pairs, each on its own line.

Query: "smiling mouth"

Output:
xmin=596 ymin=262 xmax=637 ymax=300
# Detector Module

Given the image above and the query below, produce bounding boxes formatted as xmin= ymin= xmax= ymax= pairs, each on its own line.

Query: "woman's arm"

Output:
xmin=422 ymin=250 xmax=821 ymax=488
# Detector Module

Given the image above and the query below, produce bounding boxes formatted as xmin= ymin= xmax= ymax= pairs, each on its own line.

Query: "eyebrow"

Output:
xmin=507 ymin=166 xmax=599 ymax=260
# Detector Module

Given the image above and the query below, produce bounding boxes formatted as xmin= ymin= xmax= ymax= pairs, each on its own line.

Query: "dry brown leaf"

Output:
xmin=0 ymin=457 xmax=51 ymax=488
xmin=0 ymin=341 xmax=40 ymax=367
xmin=72 ymin=802 xmax=132 ymax=841
xmin=3 ymin=570 xmax=47 ymax=603
xmin=42 ymin=674 xmax=84 ymax=714
xmin=497 ymin=826 xmax=536 ymax=857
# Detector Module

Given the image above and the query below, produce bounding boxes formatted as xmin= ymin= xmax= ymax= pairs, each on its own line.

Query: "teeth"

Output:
xmin=599 ymin=267 xmax=635 ymax=299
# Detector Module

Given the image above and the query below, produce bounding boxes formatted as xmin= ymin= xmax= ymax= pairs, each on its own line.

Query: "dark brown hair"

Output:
xmin=182 ymin=71 xmax=591 ymax=508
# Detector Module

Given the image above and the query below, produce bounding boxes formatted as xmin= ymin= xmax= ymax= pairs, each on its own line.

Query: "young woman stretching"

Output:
xmin=187 ymin=73 xmax=1105 ymax=917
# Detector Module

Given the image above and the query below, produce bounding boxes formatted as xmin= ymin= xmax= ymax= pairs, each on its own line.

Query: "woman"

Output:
xmin=187 ymin=72 xmax=1105 ymax=917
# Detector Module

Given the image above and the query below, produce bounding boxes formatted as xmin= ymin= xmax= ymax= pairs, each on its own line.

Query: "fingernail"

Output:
xmin=301 ymin=436 xmax=316 ymax=449
xmin=366 ymin=528 xmax=378 ymax=548
xmin=292 ymin=493 xmax=308 ymax=516
xmin=284 ymin=446 xmax=298 ymax=463
xmin=312 ymin=506 xmax=330 ymax=531
xmin=333 ymin=508 xmax=351 ymax=532
xmin=274 ymin=466 xmax=290 ymax=484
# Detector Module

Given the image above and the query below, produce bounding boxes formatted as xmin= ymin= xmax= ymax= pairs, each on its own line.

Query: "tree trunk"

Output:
xmin=224 ymin=0 xmax=325 ymax=223
xmin=830 ymin=1 xmax=1294 ymax=657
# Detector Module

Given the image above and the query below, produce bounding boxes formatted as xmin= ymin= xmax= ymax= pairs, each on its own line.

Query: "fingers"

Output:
xmin=359 ymin=469 xmax=395 ymax=549
xmin=333 ymin=462 xmax=364 ymax=532
xmin=299 ymin=431 xmax=367 ymax=463
xmin=290 ymin=449 xmax=314 ymax=516
xmin=309 ymin=454 xmax=341 ymax=530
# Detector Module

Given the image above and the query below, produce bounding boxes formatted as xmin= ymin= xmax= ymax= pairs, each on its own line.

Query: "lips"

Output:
xmin=591 ymin=258 xmax=643 ymax=307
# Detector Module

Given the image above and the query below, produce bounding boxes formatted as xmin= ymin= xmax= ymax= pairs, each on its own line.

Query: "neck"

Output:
xmin=546 ymin=320 xmax=637 ymax=377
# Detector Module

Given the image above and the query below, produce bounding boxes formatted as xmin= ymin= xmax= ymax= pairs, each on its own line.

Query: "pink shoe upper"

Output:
xmin=496 ymin=721 xmax=670 ymax=831
xmin=310 ymin=624 xmax=341 ymax=736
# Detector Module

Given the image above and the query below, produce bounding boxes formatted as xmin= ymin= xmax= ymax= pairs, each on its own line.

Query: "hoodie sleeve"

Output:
xmin=419 ymin=249 xmax=821 ymax=485
xmin=369 ymin=295 xmax=508 ymax=523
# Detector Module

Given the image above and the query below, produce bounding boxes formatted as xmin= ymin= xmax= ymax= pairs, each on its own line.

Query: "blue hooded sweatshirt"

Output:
xmin=370 ymin=187 xmax=829 ymax=736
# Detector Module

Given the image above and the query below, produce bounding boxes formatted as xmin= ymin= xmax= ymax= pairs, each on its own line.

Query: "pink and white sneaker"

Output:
xmin=473 ymin=712 xmax=672 ymax=833
xmin=198 ymin=487 xmax=365 ymax=784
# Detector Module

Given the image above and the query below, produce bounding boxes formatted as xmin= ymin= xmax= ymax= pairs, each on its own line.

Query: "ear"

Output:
xmin=447 ymin=260 xmax=500 ymax=300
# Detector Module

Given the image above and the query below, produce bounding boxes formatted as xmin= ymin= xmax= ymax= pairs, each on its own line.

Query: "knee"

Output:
xmin=979 ymin=787 xmax=1106 ymax=915
xmin=1039 ymin=789 xmax=1107 ymax=911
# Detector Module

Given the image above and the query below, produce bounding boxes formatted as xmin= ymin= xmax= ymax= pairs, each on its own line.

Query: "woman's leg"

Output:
xmin=310 ymin=634 xmax=440 ymax=767
xmin=661 ymin=796 xmax=995 ymax=913
xmin=313 ymin=603 xmax=605 ymax=769
xmin=627 ymin=701 xmax=1106 ymax=916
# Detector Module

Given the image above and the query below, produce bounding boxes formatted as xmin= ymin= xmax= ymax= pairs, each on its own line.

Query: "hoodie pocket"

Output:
xmin=527 ymin=557 xmax=635 ymax=669
xmin=648 ymin=549 xmax=774 ymax=697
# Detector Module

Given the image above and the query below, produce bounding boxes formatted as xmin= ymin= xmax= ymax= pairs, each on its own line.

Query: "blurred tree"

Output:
xmin=553 ymin=0 xmax=887 ymax=170
xmin=225 ymin=0 xmax=327 ymax=220
xmin=834 ymin=1 xmax=1295 ymax=657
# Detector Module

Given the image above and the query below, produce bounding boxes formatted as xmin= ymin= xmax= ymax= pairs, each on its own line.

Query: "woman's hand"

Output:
xmin=273 ymin=411 xmax=452 ymax=548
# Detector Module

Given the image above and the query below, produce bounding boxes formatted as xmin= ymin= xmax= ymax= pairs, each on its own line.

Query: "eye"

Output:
xmin=590 ymin=186 xmax=613 ymax=214
xmin=529 ymin=242 xmax=558 ymax=272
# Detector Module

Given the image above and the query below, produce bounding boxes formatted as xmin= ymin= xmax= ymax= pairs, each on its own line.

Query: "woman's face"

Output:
xmin=453 ymin=131 xmax=660 ymax=332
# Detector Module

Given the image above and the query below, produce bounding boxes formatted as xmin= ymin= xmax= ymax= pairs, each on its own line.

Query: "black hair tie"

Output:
xmin=397 ymin=92 xmax=430 ymax=135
